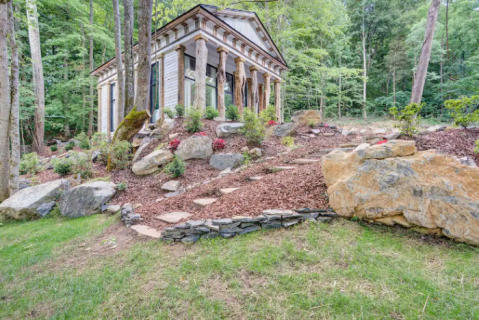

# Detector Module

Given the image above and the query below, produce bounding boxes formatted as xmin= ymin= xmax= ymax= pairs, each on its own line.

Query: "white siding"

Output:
xmin=101 ymin=83 xmax=108 ymax=133
xmin=164 ymin=50 xmax=178 ymax=109
xmin=221 ymin=17 xmax=268 ymax=51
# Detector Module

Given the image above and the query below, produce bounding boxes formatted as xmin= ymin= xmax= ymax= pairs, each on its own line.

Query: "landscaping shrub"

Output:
xmin=110 ymin=140 xmax=132 ymax=170
xmin=281 ymin=136 xmax=295 ymax=148
xmin=168 ymin=139 xmax=181 ymax=151
xmin=205 ymin=106 xmax=219 ymax=120
xmin=75 ymin=132 xmax=91 ymax=150
xmin=240 ymin=108 xmax=266 ymax=145
xmin=91 ymin=132 xmax=108 ymax=147
xmin=242 ymin=151 xmax=252 ymax=166
xmin=19 ymin=152 xmax=40 ymax=175
xmin=213 ymin=138 xmax=226 ymax=151
xmin=53 ymin=158 xmax=72 ymax=176
xmin=175 ymin=104 xmax=186 ymax=117
xmin=268 ymin=120 xmax=277 ymax=126
xmin=444 ymin=95 xmax=479 ymax=128
xmin=50 ymin=145 xmax=58 ymax=152
xmin=226 ymin=105 xmax=239 ymax=121
xmin=308 ymin=119 xmax=317 ymax=128
xmin=69 ymin=151 xmax=93 ymax=178
xmin=164 ymin=155 xmax=186 ymax=178
xmin=186 ymin=107 xmax=203 ymax=133
xmin=389 ymin=103 xmax=424 ymax=137
xmin=259 ymin=105 xmax=277 ymax=123
xmin=165 ymin=107 xmax=175 ymax=119
xmin=116 ymin=181 xmax=128 ymax=191
xmin=65 ymin=141 xmax=75 ymax=151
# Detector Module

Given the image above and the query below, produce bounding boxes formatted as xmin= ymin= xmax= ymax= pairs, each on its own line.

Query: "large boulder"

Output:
xmin=322 ymin=140 xmax=479 ymax=246
xmin=0 ymin=179 xmax=70 ymax=220
xmin=209 ymin=153 xmax=244 ymax=170
xmin=216 ymin=123 xmax=244 ymax=138
xmin=273 ymin=122 xmax=299 ymax=137
xmin=59 ymin=181 xmax=117 ymax=218
xmin=176 ymin=135 xmax=213 ymax=160
xmin=291 ymin=110 xmax=322 ymax=124
xmin=132 ymin=149 xmax=173 ymax=175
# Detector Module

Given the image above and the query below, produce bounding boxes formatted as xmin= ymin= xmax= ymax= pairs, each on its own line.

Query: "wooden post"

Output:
xmin=263 ymin=73 xmax=271 ymax=109
xmin=194 ymin=34 xmax=208 ymax=112
xmin=176 ymin=45 xmax=186 ymax=106
xmin=217 ymin=46 xmax=229 ymax=119
xmin=249 ymin=66 xmax=259 ymax=112
xmin=258 ymin=84 xmax=264 ymax=113
xmin=246 ymin=78 xmax=252 ymax=110
xmin=234 ymin=57 xmax=246 ymax=115
xmin=106 ymin=81 xmax=111 ymax=139
xmin=274 ymin=79 xmax=281 ymax=122
xmin=97 ymin=85 xmax=102 ymax=132
xmin=159 ymin=53 xmax=165 ymax=121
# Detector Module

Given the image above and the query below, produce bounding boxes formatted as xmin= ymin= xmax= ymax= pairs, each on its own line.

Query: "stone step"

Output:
xmin=219 ymin=187 xmax=240 ymax=195
xmin=155 ymin=211 xmax=192 ymax=224
xmin=271 ymin=166 xmax=296 ymax=172
xmin=248 ymin=176 xmax=263 ymax=181
xmin=193 ymin=198 xmax=218 ymax=207
xmin=131 ymin=225 xmax=162 ymax=238
xmin=292 ymin=159 xmax=321 ymax=165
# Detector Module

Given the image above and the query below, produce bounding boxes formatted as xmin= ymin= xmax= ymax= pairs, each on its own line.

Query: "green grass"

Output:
xmin=1 ymin=216 xmax=479 ymax=319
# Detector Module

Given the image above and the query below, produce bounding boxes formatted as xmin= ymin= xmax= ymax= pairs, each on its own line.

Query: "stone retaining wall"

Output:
xmin=160 ymin=208 xmax=337 ymax=243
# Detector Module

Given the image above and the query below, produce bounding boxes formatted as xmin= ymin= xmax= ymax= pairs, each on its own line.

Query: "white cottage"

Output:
xmin=91 ymin=4 xmax=288 ymax=133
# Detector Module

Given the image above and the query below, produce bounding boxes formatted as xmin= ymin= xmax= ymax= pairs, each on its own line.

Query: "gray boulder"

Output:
xmin=176 ymin=135 xmax=213 ymax=160
xmin=216 ymin=123 xmax=244 ymax=138
xmin=273 ymin=122 xmax=299 ymax=137
xmin=59 ymin=181 xmax=117 ymax=218
xmin=132 ymin=149 xmax=173 ymax=176
xmin=133 ymin=136 xmax=153 ymax=162
xmin=0 ymin=179 xmax=70 ymax=220
xmin=209 ymin=153 xmax=244 ymax=170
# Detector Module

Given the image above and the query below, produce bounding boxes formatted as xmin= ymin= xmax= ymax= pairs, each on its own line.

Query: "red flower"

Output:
xmin=213 ymin=139 xmax=226 ymax=150
xmin=377 ymin=140 xmax=388 ymax=145
xmin=268 ymin=120 xmax=277 ymax=126
xmin=169 ymin=139 xmax=181 ymax=151
xmin=324 ymin=123 xmax=329 ymax=127
xmin=194 ymin=132 xmax=207 ymax=136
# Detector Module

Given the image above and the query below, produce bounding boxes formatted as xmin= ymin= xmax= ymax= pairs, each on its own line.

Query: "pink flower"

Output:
xmin=377 ymin=140 xmax=388 ymax=145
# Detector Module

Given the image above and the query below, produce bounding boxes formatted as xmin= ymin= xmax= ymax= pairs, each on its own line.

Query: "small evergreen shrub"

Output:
xmin=226 ymin=105 xmax=239 ymax=121
xmin=53 ymin=158 xmax=72 ymax=176
xmin=444 ymin=96 xmax=479 ymax=128
xmin=70 ymin=151 xmax=93 ymax=178
xmin=308 ymin=119 xmax=317 ymax=128
xmin=240 ymin=108 xmax=266 ymax=145
xmin=50 ymin=145 xmax=58 ymax=152
xmin=75 ymin=132 xmax=91 ymax=150
xmin=242 ymin=151 xmax=252 ymax=166
xmin=281 ymin=136 xmax=295 ymax=149
xmin=116 ymin=181 xmax=128 ymax=191
xmin=165 ymin=107 xmax=175 ymax=119
xmin=186 ymin=107 xmax=203 ymax=133
xmin=389 ymin=103 xmax=424 ymax=137
xmin=19 ymin=153 xmax=40 ymax=175
xmin=205 ymin=106 xmax=219 ymax=120
xmin=65 ymin=141 xmax=75 ymax=151
xmin=175 ymin=104 xmax=186 ymax=117
xmin=110 ymin=140 xmax=132 ymax=170
xmin=79 ymin=140 xmax=91 ymax=150
xmin=91 ymin=132 xmax=108 ymax=147
xmin=168 ymin=139 xmax=181 ymax=151
xmin=259 ymin=105 xmax=277 ymax=123
xmin=164 ymin=155 xmax=186 ymax=178
xmin=213 ymin=139 xmax=226 ymax=151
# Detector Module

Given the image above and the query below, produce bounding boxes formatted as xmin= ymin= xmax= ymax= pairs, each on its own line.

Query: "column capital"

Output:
xmin=96 ymin=85 xmax=102 ymax=90
xmin=216 ymin=46 xmax=229 ymax=54
xmin=273 ymin=79 xmax=281 ymax=83
xmin=194 ymin=34 xmax=209 ymax=42
xmin=249 ymin=65 xmax=259 ymax=72
xmin=175 ymin=44 xmax=186 ymax=52
xmin=159 ymin=53 xmax=165 ymax=59
xmin=263 ymin=73 xmax=271 ymax=79
xmin=234 ymin=57 xmax=245 ymax=64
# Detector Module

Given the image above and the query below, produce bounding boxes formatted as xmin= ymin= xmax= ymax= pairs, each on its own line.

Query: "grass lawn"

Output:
xmin=1 ymin=214 xmax=479 ymax=319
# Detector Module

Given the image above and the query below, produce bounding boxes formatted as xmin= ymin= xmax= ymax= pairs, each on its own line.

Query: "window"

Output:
xmin=110 ymin=82 xmax=115 ymax=131
xmin=225 ymin=73 xmax=234 ymax=107
xmin=150 ymin=62 xmax=159 ymax=123
xmin=184 ymin=54 xmax=218 ymax=109
xmin=243 ymin=81 xmax=248 ymax=108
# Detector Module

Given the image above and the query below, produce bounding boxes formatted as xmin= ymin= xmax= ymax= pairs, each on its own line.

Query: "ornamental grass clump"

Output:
xmin=241 ymin=108 xmax=266 ymax=145
xmin=389 ymin=103 xmax=424 ymax=137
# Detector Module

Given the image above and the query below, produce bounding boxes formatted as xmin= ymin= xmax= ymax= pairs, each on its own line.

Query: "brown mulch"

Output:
xmin=415 ymin=128 xmax=479 ymax=165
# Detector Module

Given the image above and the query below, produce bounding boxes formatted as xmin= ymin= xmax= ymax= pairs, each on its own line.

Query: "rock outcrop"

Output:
xmin=273 ymin=122 xmax=299 ymax=137
xmin=209 ymin=153 xmax=244 ymax=170
xmin=132 ymin=149 xmax=173 ymax=175
xmin=322 ymin=140 xmax=479 ymax=246
xmin=216 ymin=123 xmax=244 ymax=138
xmin=176 ymin=135 xmax=213 ymax=160
xmin=0 ymin=179 xmax=70 ymax=220
xmin=291 ymin=110 xmax=322 ymax=124
xmin=59 ymin=181 xmax=116 ymax=218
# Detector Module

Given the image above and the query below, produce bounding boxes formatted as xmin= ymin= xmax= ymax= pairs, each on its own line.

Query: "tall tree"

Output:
xmin=26 ymin=0 xmax=45 ymax=153
xmin=123 ymin=0 xmax=135 ymax=115
xmin=135 ymin=0 xmax=153 ymax=111
xmin=113 ymin=0 xmax=125 ymax=123
xmin=410 ymin=0 xmax=441 ymax=104
xmin=88 ymin=0 xmax=95 ymax=137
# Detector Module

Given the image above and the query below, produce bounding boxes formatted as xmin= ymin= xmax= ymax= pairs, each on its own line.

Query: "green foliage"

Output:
xmin=110 ymin=140 xmax=132 ymax=170
xmin=19 ymin=153 xmax=40 ymax=175
xmin=444 ymin=96 xmax=479 ymax=129
xmin=186 ymin=108 xmax=203 ymax=133
xmin=175 ymin=104 xmax=186 ymax=117
xmin=475 ymin=140 xmax=479 ymax=154
xmin=259 ymin=105 xmax=277 ymax=123
xmin=390 ymin=103 xmax=424 ymax=137
xmin=53 ymin=158 xmax=72 ymax=176
xmin=226 ymin=105 xmax=240 ymax=121
xmin=240 ymin=108 xmax=266 ymax=145
xmin=53 ymin=151 xmax=93 ymax=178
xmin=116 ymin=181 xmax=128 ymax=191
xmin=164 ymin=155 xmax=186 ymax=178
xmin=307 ymin=119 xmax=318 ymax=128
xmin=65 ymin=141 xmax=76 ymax=151
xmin=91 ymin=133 xmax=108 ymax=147
xmin=205 ymin=106 xmax=219 ymax=120
xmin=165 ymin=107 xmax=175 ymax=119
xmin=50 ymin=146 xmax=58 ymax=152
xmin=281 ymin=136 xmax=296 ymax=149
xmin=242 ymin=151 xmax=252 ymax=166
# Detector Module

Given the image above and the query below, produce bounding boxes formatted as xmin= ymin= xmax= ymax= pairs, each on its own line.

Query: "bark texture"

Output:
xmin=112 ymin=0 xmax=125 ymax=123
xmin=217 ymin=47 xmax=228 ymax=119
xmin=250 ymin=67 xmax=259 ymax=112
xmin=263 ymin=73 xmax=271 ymax=108
xmin=258 ymin=84 xmax=264 ymax=112
xmin=410 ymin=0 xmax=441 ymax=104
xmin=123 ymin=0 xmax=135 ymax=115
xmin=88 ymin=0 xmax=94 ymax=136
xmin=176 ymin=45 xmax=186 ymax=106
xmin=247 ymin=79 xmax=252 ymax=109
xmin=274 ymin=79 xmax=281 ymax=122
xmin=135 ymin=0 xmax=153 ymax=112
xmin=194 ymin=35 xmax=208 ymax=112
xmin=26 ymin=0 xmax=45 ymax=152
xmin=234 ymin=57 xmax=246 ymax=115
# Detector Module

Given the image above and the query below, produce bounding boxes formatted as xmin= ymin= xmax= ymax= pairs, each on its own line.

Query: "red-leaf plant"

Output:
xmin=268 ymin=120 xmax=277 ymax=126
xmin=169 ymin=139 xmax=181 ymax=151
xmin=376 ymin=139 xmax=388 ymax=145
xmin=213 ymin=139 xmax=226 ymax=151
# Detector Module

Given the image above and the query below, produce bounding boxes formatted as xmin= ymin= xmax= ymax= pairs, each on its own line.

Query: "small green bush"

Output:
xmin=75 ymin=132 xmax=90 ymax=150
xmin=65 ymin=141 xmax=75 ymax=151
xmin=242 ymin=151 xmax=252 ymax=166
xmin=164 ymin=155 xmax=186 ymax=178
xmin=165 ymin=107 xmax=175 ymax=119
xmin=91 ymin=132 xmax=108 ymax=147
xmin=79 ymin=140 xmax=91 ymax=150
xmin=444 ymin=96 xmax=479 ymax=128
xmin=281 ymin=136 xmax=295 ymax=149
xmin=205 ymin=106 xmax=219 ymax=120
xmin=307 ymin=119 xmax=317 ymax=128
xmin=390 ymin=103 xmax=424 ymax=137
xmin=50 ymin=145 xmax=58 ymax=152
xmin=175 ymin=104 xmax=186 ymax=117
xmin=110 ymin=140 xmax=132 ymax=170
xmin=116 ymin=181 xmax=128 ymax=191
xmin=240 ymin=108 xmax=266 ymax=145
xmin=53 ymin=158 xmax=72 ymax=176
xmin=69 ymin=151 xmax=93 ymax=178
xmin=226 ymin=105 xmax=239 ymax=121
xmin=186 ymin=107 xmax=203 ymax=133
xmin=19 ymin=153 xmax=40 ymax=175
xmin=259 ymin=105 xmax=277 ymax=123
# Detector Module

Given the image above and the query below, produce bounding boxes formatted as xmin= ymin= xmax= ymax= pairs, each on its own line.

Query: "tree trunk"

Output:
xmin=393 ymin=69 xmax=396 ymax=108
xmin=446 ymin=0 xmax=449 ymax=59
xmin=113 ymin=0 xmax=125 ymax=123
xmin=64 ymin=57 xmax=71 ymax=137
xmin=217 ymin=48 xmax=228 ymax=119
xmin=124 ymin=0 xmax=135 ymax=115
xmin=234 ymin=57 xmax=246 ymax=115
xmin=361 ymin=7 xmax=367 ymax=119
xmin=410 ymin=0 xmax=441 ymax=105
xmin=88 ymin=0 xmax=94 ymax=137
xmin=26 ymin=0 xmax=45 ymax=153
xmin=135 ymin=0 xmax=153 ymax=112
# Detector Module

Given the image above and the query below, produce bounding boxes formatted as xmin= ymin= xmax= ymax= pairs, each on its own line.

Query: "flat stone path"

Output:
xmin=155 ymin=211 xmax=192 ymax=224
xmin=193 ymin=198 xmax=218 ymax=207
xmin=219 ymin=187 xmax=240 ymax=195
xmin=131 ymin=225 xmax=162 ymax=238
xmin=292 ymin=159 xmax=321 ymax=165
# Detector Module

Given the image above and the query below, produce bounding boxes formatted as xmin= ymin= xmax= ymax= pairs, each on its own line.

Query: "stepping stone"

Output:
xmin=219 ymin=167 xmax=232 ymax=177
xmin=161 ymin=180 xmax=180 ymax=192
xmin=292 ymin=159 xmax=321 ymax=165
xmin=219 ymin=187 xmax=240 ymax=195
xmin=309 ymin=134 xmax=316 ymax=138
xmin=323 ymin=132 xmax=335 ymax=136
xmin=131 ymin=225 xmax=162 ymax=238
xmin=193 ymin=198 xmax=217 ymax=207
xmin=311 ymin=129 xmax=321 ymax=134
xmin=271 ymin=166 xmax=296 ymax=172
xmin=248 ymin=176 xmax=263 ymax=181
xmin=155 ymin=211 xmax=192 ymax=224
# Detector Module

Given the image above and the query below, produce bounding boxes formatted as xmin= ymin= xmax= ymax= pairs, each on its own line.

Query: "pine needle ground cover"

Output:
xmin=1 ymin=215 xmax=479 ymax=319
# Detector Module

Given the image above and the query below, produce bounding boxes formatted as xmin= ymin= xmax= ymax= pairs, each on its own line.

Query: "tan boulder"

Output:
xmin=291 ymin=110 xmax=322 ymax=124
xmin=322 ymin=141 xmax=479 ymax=246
